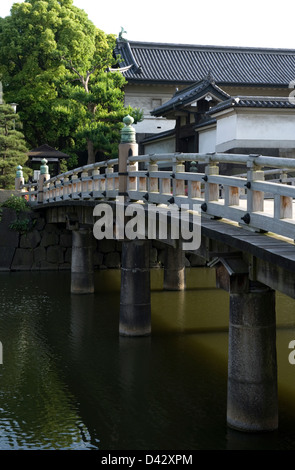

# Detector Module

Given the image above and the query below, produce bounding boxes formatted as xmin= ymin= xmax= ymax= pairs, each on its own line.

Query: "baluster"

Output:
xmin=55 ymin=178 xmax=62 ymax=201
xmin=160 ymin=176 xmax=171 ymax=195
xmin=280 ymin=170 xmax=289 ymax=185
xmin=188 ymin=161 xmax=201 ymax=199
xmin=63 ymin=176 xmax=70 ymax=200
xmin=106 ymin=163 xmax=114 ymax=191
xmin=43 ymin=180 xmax=49 ymax=203
xmin=88 ymin=168 xmax=94 ymax=194
xmin=114 ymin=162 xmax=119 ymax=192
xmin=100 ymin=170 xmax=106 ymax=194
xmin=190 ymin=181 xmax=201 ymax=198
xmin=81 ymin=170 xmax=90 ymax=199
xmin=246 ymin=156 xmax=264 ymax=213
xmin=138 ymin=174 xmax=147 ymax=193
xmin=49 ymin=181 xmax=55 ymax=202
xmin=28 ymin=185 xmax=33 ymax=202
xmin=173 ymin=161 xmax=185 ymax=196
xmin=149 ymin=160 xmax=158 ymax=193
xmin=224 ymin=186 xmax=240 ymax=207
xmin=92 ymin=167 xmax=100 ymax=196
xmin=71 ymin=171 xmax=79 ymax=198
xmin=274 ymin=194 xmax=293 ymax=220
xmin=76 ymin=171 xmax=82 ymax=195
xmin=127 ymin=159 xmax=138 ymax=193
xmin=204 ymin=160 xmax=219 ymax=202
xmin=67 ymin=175 xmax=73 ymax=198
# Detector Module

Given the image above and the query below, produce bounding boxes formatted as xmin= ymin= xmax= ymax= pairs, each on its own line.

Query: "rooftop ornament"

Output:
xmin=118 ymin=27 xmax=127 ymax=41
xmin=121 ymin=115 xmax=136 ymax=144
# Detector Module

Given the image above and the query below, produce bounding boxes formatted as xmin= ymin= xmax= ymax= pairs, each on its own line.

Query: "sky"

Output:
xmin=1 ymin=0 xmax=295 ymax=50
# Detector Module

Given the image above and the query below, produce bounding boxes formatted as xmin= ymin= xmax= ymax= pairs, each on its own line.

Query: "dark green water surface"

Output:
xmin=0 ymin=268 xmax=295 ymax=450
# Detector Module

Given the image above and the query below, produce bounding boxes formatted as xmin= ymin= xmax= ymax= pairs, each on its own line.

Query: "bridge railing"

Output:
xmin=126 ymin=152 xmax=295 ymax=240
xmin=15 ymin=151 xmax=295 ymax=241
xmin=41 ymin=158 xmax=119 ymax=203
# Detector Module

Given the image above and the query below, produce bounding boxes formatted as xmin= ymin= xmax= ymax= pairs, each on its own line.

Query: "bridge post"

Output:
xmin=70 ymin=228 xmax=95 ymax=294
xmin=37 ymin=159 xmax=50 ymax=203
xmin=118 ymin=116 xmax=151 ymax=336
xmin=119 ymin=115 xmax=138 ymax=201
xmin=163 ymin=242 xmax=186 ymax=290
xmin=15 ymin=165 xmax=24 ymax=190
xmin=227 ymin=281 xmax=278 ymax=432
xmin=119 ymin=239 xmax=151 ymax=336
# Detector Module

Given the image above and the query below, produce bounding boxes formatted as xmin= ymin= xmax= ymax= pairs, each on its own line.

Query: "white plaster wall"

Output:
xmin=214 ymin=110 xmax=295 ymax=151
xmin=236 ymin=112 xmax=295 ymax=141
xmin=134 ymin=117 xmax=175 ymax=134
xmin=124 ymin=85 xmax=176 ymax=135
xmin=215 ymin=113 xmax=237 ymax=148
xmin=198 ymin=127 xmax=216 ymax=153
xmin=143 ymin=137 xmax=176 ymax=154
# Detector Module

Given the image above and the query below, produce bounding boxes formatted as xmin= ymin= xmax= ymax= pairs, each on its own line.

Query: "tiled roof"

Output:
xmin=115 ymin=40 xmax=295 ymax=87
xmin=208 ymin=96 xmax=295 ymax=114
xmin=27 ymin=144 xmax=70 ymax=158
xmin=151 ymin=76 xmax=230 ymax=116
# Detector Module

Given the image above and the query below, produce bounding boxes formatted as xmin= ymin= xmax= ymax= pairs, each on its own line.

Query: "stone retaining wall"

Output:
xmin=0 ymin=207 xmax=205 ymax=271
xmin=0 ymin=190 xmax=24 ymax=204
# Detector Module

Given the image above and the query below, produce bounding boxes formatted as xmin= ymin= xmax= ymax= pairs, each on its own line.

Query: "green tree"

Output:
xmin=0 ymin=0 xmax=142 ymax=165
xmin=0 ymin=104 xmax=30 ymax=189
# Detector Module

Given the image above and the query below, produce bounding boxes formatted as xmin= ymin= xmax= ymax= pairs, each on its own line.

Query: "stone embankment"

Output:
xmin=0 ymin=207 xmax=205 ymax=271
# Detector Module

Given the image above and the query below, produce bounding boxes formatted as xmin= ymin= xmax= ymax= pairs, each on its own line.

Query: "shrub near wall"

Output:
xmin=0 ymin=206 xmax=72 ymax=271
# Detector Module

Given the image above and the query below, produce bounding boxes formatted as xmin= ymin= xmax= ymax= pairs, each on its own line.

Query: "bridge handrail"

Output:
xmin=43 ymin=158 xmax=119 ymax=186
xmin=15 ymin=151 xmax=295 ymax=242
xmin=128 ymin=152 xmax=295 ymax=169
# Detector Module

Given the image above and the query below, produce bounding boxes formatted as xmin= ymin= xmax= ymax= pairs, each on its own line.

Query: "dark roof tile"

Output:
xmin=151 ymin=77 xmax=230 ymax=116
xmin=208 ymin=96 xmax=295 ymax=114
xmin=115 ymin=40 xmax=295 ymax=86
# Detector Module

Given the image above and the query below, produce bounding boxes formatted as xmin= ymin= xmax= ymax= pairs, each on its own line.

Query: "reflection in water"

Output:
xmin=0 ymin=269 xmax=295 ymax=449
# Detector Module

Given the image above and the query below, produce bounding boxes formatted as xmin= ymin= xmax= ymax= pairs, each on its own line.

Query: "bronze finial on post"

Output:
xmin=15 ymin=165 xmax=24 ymax=190
xmin=37 ymin=158 xmax=50 ymax=203
xmin=118 ymin=115 xmax=138 ymax=202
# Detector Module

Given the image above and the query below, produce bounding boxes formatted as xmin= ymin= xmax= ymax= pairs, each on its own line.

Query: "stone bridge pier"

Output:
xmin=211 ymin=256 xmax=278 ymax=432
xmin=71 ymin=227 xmax=95 ymax=295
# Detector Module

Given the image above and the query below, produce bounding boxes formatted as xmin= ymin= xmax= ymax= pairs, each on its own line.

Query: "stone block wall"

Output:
xmin=0 ymin=207 xmax=205 ymax=271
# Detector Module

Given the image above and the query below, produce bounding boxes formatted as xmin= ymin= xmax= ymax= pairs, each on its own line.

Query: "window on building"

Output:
xmin=152 ymin=98 xmax=162 ymax=109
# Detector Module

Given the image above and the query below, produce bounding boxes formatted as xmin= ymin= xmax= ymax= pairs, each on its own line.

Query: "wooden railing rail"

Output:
xmin=15 ymin=152 xmax=295 ymax=241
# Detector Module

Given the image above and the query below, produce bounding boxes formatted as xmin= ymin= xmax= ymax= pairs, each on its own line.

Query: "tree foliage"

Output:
xmin=0 ymin=0 xmax=142 ymax=165
xmin=0 ymin=104 xmax=30 ymax=189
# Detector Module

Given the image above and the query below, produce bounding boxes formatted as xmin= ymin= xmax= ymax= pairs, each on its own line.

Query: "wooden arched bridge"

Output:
xmin=14 ymin=117 xmax=295 ymax=434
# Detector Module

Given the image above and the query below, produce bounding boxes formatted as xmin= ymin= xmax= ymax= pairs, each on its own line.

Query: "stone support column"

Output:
xmin=71 ymin=228 xmax=94 ymax=294
xmin=163 ymin=243 xmax=186 ymax=291
xmin=227 ymin=281 xmax=278 ymax=432
xmin=119 ymin=240 xmax=151 ymax=336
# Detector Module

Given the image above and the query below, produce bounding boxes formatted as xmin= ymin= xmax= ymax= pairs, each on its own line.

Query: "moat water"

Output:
xmin=0 ymin=268 xmax=295 ymax=450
